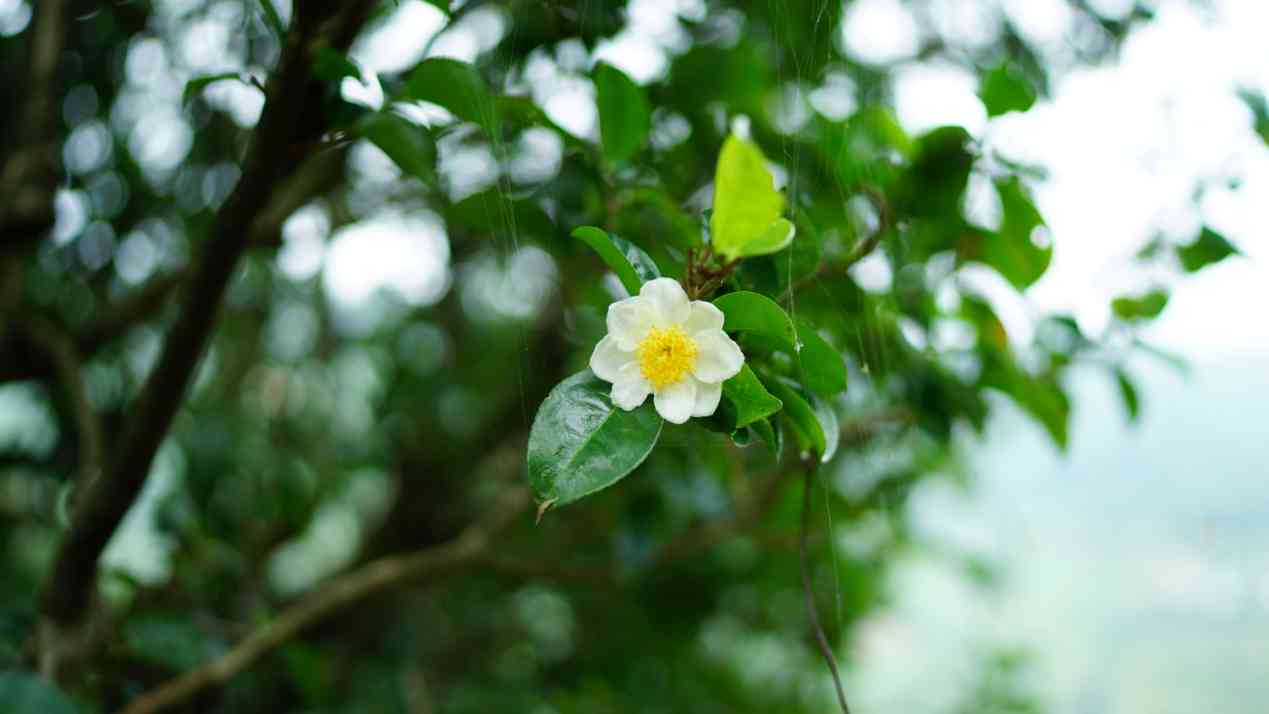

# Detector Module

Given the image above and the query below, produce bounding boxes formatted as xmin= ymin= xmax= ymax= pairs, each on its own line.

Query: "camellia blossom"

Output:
xmin=590 ymin=278 xmax=744 ymax=424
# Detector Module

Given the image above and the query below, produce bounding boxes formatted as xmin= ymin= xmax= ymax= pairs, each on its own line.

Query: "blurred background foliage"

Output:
xmin=0 ymin=0 xmax=1246 ymax=712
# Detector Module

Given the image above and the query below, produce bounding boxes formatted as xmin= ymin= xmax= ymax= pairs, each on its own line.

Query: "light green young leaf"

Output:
xmin=712 ymin=291 xmax=797 ymax=352
xmin=572 ymin=226 xmax=657 ymax=295
xmin=594 ymin=62 xmax=651 ymax=165
xmin=405 ymin=57 xmax=499 ymax=136
xmin=711 ymin=134 xmax=788 ymax=259
xmin=527 ymin=371 xmax=663 ymax=512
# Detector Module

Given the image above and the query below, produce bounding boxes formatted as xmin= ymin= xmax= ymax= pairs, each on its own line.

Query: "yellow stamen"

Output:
xmin=636 ymin=325 xmax=698 ymax=390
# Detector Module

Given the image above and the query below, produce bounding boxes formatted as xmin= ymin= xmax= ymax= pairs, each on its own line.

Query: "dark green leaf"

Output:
xmin=749 ymin=417 xmax=782 ymax=454
xmin=1176 ymin=227 xmax=1239 ymax=272
xmin=572 ymin=226 xmax=652 ymax=295
xmin=405 ymin=58 xmax=499 ymax=136
xmin=0 ymin=672 xmax=78 ymax=714
xmin=981 ymin=176 xmax=1051 ymax=289
xmin=422 ymin=0 xmax=450 ymax=13
xmin=257 ymin=0 xmax=285 ymax=37
xmin=313 ymin=47 xmax=362 ymax=83
xmin=712 ymin=291 xmax=797 ymax=351
xmin=762 ymin=376 xmax=830 ymax=461
xmin=356 ymin=111 xmax=436 ymax=185
xmin=795 ymin=319 xmax=847 ymax=398
xmin=896 ymin=126 xmax=973 ymax=220
xmin=1112 ymin=289 xmax=1169 ymax=321
xmin=528 ymin=371 xmax=663 ymax=511
xmin=610 ymin=235 xmax=661 ymax=285
xmin=979 ymin=62 xmax=1037 ymax=118
xmin=594 ymin=62 xmax=651 ymax=165
xmin=718 ymin=365 xmax=783 ymax=430
xmin=125 ymin=612 xmax=225 ymax=671
xmin=1237 ymin=87 xmax=1269 ymax=145
xmin=1114 ymin=368 xmax=1140 ymax=423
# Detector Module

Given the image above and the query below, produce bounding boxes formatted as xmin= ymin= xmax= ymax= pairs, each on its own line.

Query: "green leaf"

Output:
xmin=712 ymin=291 xmax=797 ymax=351
xmin=1114 ymin=368 xmax=1140 ymax=423
xmin=527 ymin=371 xmax=663 ymax=510
xmin=1176 ymin=227 xmax=1239 ymax=272
xmin=749 ymin=417 xmax=782 ymax=454
xmin=423 ymin=0 xmax=450 ymax=12
xmin=762 ymin=376 xmax=831 ymax=461
xmin=125 ymin=612 xmax=225 ymax=671
xmin=795 ymin=319 xmax=847 ymax=398
xmin=0 ymin=672 xmax=78 ymax=714
xmin=717 ymin=365 xmax=783 ymax=430
xmin=257 ymin=0 xmax=285 ymax=37
xmin=594 ymin=62 xmax=651 ymax=165
xmin=1237 ymin=87 xmax=1269 ymax=145
xmin=711 ymin=134 xmax=788 ymax=259
xmin=744 ymin=217 xmax=797 ymax=257
xmin=979 ymin=62 xmax=1037 ymax=118
xmin=356 ymin=112 xmax=436 ymax=186
xmin=182 ymin=73 xmax=255 ymax=106
xmin=405 ymin=58 xmax=499 ymax=136
xmin=982 ymin=176 xmax=1050 ymax=290
xmin=572 ymin=226 xmax=656 ymax=295
xmin=1112 ymin=289 xmax=1169 ymax=321
xmin=313 ymin=47 xmax=362 ymax=83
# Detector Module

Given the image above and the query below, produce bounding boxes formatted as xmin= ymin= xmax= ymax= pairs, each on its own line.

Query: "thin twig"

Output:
xmin=117 ymin=487 xmax=531 ymax=714
xmin=800 ymin=461 xmax=852 ymax=714
xmin=782 ymin=186 xmax=891 ymax=302
xmin=18 ymin=317 xmax=103 ymax=485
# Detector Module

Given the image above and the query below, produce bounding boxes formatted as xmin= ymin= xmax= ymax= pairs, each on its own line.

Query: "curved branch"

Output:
xmin=800 ymin=462 xmax=852 ymax=714
xmin=117 ymin=487 xmax=530 ymax=714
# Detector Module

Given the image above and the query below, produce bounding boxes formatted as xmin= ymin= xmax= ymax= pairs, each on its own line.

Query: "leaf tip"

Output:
xmin=535 ymin=498 xmax=558 ymax=524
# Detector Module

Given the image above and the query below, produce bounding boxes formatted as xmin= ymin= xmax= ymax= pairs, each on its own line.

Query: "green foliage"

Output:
xmin=572 ymin=226 xmax=657 ymax=295
xmin=594 ymin=63 xmax=650 ymax=165
xmin=356 ymin=111 xmax=436 ymax=185
xmin=1238 ymin=88 xmax=1269 ymax=145
xmin=710 ymin=134 xmax=793 ymax=259
xmin=716 ymin=365 xmax=783 ymax=431
xmin=0 ymin=672 xmax=77 ymax=714
xmin=1177 ymin=226 xmax=1239 ymax=272
xmin=1115 ymin=368 xmax=1140 ymax=423
xmin=795 ymin=320 xmax=848 ymax=398
xmin=1112 ymin=289 xmax=1170 ymax=321
xmin=982 ymin=176 xmax=1051 ymax=289
xmin=256 ymin=0 xmax=285 ymax=37
xmin=713 ymin=291 xmax=797 ymax=352
xmin=182 ymin=72 xmax=256 ymax=105
xmin=312 ymin=47 xmax=362 ymax=83
xmin=405 ymin=57 xmax=499 ymax=135
xmin=979 ymin=62 xmax=1038 ymax=118
xmin=527 ymin=371 xmax=662 ymax=511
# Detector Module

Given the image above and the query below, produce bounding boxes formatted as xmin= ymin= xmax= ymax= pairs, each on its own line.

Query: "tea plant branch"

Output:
xmin=800 ymin=461 xmax=853 ymax=714
xmin=37 ymin=0 xmax=381 ymax=666
xmin=116 ymin=486 xmax=532 ymax=714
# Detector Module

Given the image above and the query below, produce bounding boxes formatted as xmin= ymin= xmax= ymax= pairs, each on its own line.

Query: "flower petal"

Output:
xmin=607 ymin=296 xmax=656 ymax=350
xmin=684 ymin=300 xmax=725 ymax=333
xmin=691 ymin=329 xmax=745 ymax=383
xmin=640 ymin=277 xmax=690 ymax=325
xmin=589 ymin=335 xmax=635 ymax=383
xmin=611 ymin=363 xmax=651 ymax=411
xmin=691 ymin=378 xmax=722 ymax=417
xmin=653 ymin=377 xmax=696 ymax=424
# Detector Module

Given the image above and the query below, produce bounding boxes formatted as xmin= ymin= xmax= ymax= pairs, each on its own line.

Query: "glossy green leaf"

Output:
xmin=405 ymin=58 xmax=499 ymax=136
xmin=313 ymin=47 xmax=362 ymax=83
xmin=982 ymin=176 xmax=1051 ymax=290
xmin=711 ymin=134 xmax=788 ymax=259
xmin=979 ymin=62 xmax=1037 ymax=118
xmin=572 ymin=226 xmax=655 ymax=295
xmin=357 ymin=112 xmax=436 ymax=186
xmin=749 ymin=417 xmax=782 ymax=454
xmin=594 ymin=62 xmax=651 ymax=165
xmin=1112 ymin=289 xmax=1169 ymax=321
xmin=762 ymin=376 xmax=831 ymax=461
xmin=744 ymin=217 xmax=796 ymax=257
xmin=528 ymin=371 xmax=663 ymax=511
xmin=1177 ymin=227 xmax=1239 ymax=272
xmin=718 ymin=365 xmax=783 ymax=430
xmin=257 ymin=0 xmax=285 ymax=37
xmin=795 ymin=320 xmax=848 ymax=397
xmin=0 ymin=672 xmax=78 ymax=714
xmin=712 ymin=291 xmax=797 ymax=351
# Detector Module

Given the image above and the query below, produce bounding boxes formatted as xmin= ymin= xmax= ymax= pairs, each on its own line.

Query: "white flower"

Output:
xmin=589 ymin=278 xmax=744 ymax=424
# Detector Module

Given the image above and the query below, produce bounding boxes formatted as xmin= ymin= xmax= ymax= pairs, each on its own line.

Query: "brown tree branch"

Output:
xmin=116 ymin=486 xmax=531 ymax=714
xmin=38 ymin=0 xmax=380 ymax=650
xmin=800 ymin=462 xmax=852 ymax=714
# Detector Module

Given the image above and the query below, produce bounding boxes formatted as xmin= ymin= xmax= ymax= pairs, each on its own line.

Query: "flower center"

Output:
xmin=636 ymin=325 xmax=698 ymax=390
